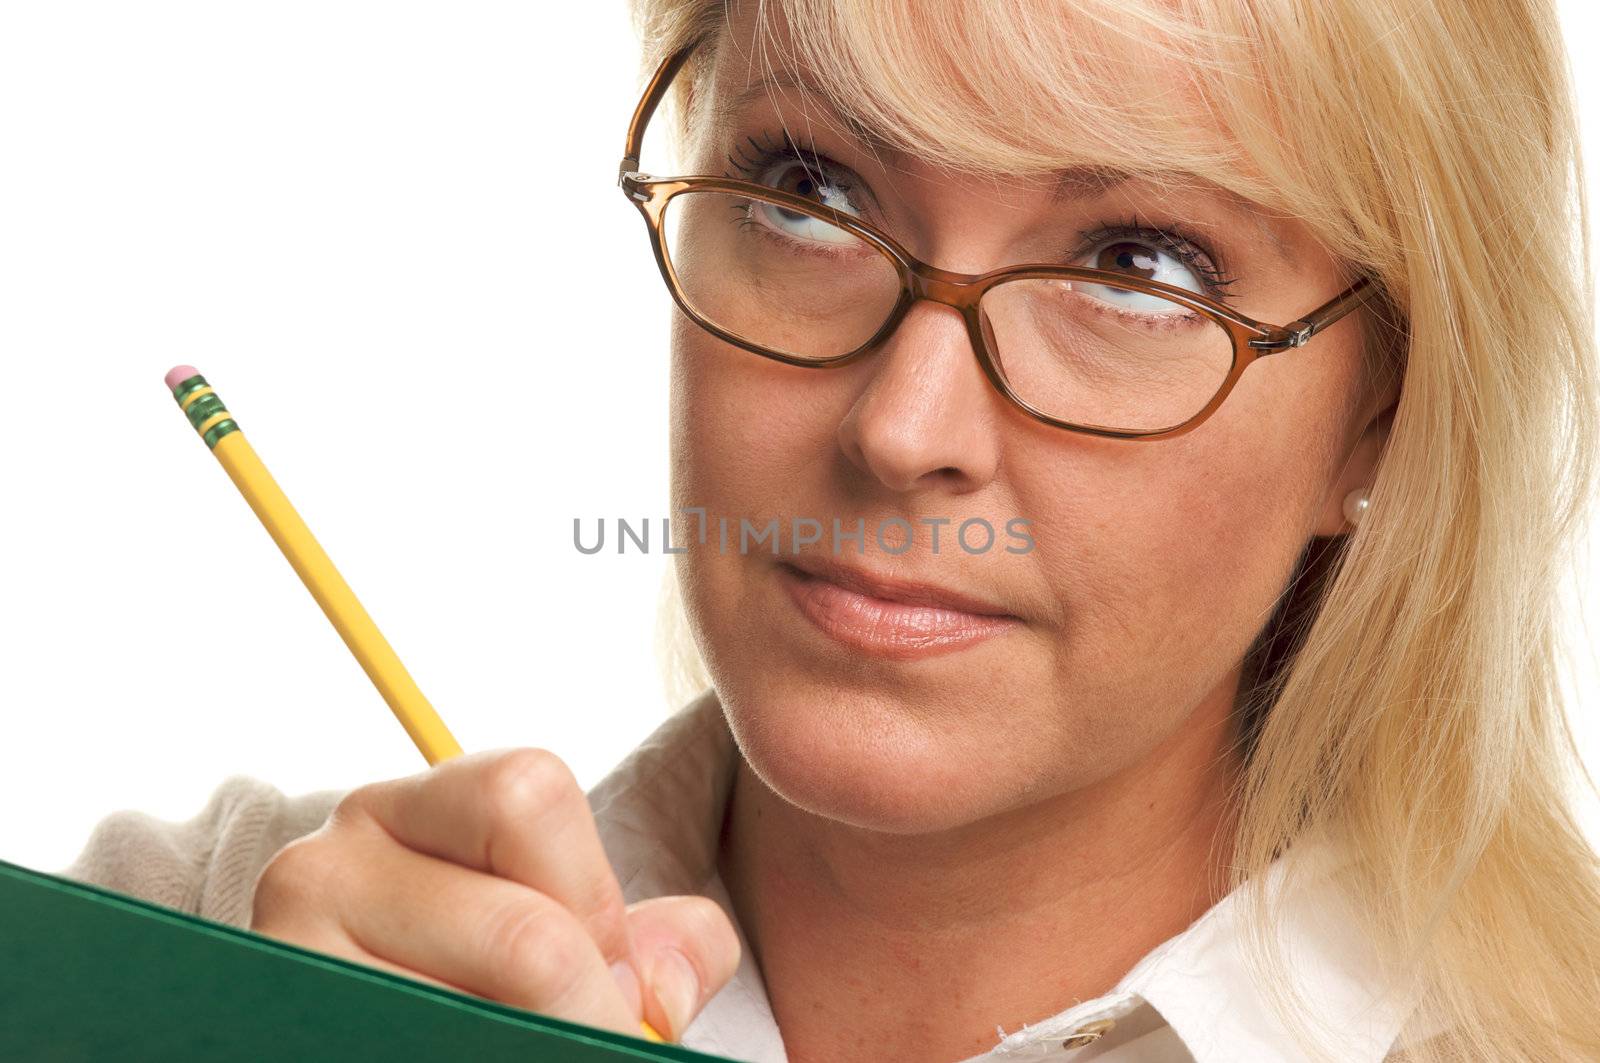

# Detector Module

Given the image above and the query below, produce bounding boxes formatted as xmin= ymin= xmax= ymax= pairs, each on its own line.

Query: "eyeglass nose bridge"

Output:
xmin=904 ymin=261 xmax=990 ymax=315
xmin=864 ymin=259 xmax=1019 ymax=399
xmin=883 ymin=263 xmax=998 ymax=363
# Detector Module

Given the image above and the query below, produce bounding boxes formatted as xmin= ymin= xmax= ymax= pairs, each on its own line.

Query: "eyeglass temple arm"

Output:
xmin=1247 ymin=275 xmax=1378 ymax=351
xmin=620 ymin=38 xmax=704 ymax=185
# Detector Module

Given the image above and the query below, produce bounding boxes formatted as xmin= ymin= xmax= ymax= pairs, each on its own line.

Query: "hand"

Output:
xmin=249 ymin=748 xmax=742 ymax=1041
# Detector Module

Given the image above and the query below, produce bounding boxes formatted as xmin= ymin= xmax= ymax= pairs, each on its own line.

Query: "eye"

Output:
xmin=726 ymin=132 xmax=868 ymax=248
xmin=749 ymin=158 xmax=863 ymax=246
xmin=1072 ymin=225 xmax=1236 ymax=309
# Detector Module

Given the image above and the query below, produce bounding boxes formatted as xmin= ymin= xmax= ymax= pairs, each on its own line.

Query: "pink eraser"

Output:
xmin=165 ymin=365 xmax=201 ymax=391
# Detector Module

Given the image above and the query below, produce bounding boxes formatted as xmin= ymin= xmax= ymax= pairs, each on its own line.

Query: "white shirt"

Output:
xmin=585 ymin=688 xmax=1431 ymax=1063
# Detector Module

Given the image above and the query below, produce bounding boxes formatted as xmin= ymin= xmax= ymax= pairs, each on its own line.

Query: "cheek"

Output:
xmin=1026 ymin=366 xmax=1345 ymax=717
xmin=668 ymin=321 xmax=834 ymax=684
xmin=669 ymin=315 xmax=830 ymax=509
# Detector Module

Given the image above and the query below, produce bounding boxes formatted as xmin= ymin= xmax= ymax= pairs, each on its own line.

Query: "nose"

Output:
xmin=835 ymin=296 xmax=1003 ymax=495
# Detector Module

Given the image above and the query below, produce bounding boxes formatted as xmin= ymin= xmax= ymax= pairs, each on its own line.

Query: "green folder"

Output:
xmin=0 ymin=857 xmax=744 ymax=1061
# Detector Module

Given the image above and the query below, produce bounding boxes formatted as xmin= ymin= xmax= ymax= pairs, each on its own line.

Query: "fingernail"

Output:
xmin=644 ymin=947 xmax=699 ymax=1038
xmin=610 ymin=959 xmax=643 ymax=1017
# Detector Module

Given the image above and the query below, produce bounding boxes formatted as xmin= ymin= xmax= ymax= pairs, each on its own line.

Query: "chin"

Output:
xmin=718 ymin=678 xmax=1028 ymax=835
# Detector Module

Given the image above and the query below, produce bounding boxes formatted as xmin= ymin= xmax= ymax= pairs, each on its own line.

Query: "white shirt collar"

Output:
xmin=585 ymin=690 xmax=1420 ymax=1063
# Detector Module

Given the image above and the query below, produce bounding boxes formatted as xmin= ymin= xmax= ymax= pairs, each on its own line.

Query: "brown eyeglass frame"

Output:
xmin=618 ymin=35 xmax=1382 ymax=441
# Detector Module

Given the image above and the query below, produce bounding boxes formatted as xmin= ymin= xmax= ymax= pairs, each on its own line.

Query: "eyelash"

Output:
xmin=723 ymin=130 xmax=1240 ymax=302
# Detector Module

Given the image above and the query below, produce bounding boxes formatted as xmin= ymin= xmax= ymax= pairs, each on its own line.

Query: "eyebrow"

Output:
xmin=715 ymin=76 xmax=1136 ymax=201
xmin=713 ymin=73 xmax=1295 ymax=266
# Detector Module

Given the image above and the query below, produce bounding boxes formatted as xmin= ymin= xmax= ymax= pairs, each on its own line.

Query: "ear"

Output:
xmin=1312 ymin=365 xmax=1401 ymax=537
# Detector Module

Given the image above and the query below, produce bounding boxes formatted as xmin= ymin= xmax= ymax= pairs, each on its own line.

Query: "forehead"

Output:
xmin=698 ymin=0 xmax=1243 ymax=191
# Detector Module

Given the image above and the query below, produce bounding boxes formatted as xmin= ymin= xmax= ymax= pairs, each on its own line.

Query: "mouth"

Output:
xmin=775 ymin=558 xmax=1023 ymax=660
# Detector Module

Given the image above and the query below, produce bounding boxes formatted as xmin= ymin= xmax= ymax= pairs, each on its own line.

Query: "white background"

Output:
xmin=2 ymin=2 xmax=1596 ymax=874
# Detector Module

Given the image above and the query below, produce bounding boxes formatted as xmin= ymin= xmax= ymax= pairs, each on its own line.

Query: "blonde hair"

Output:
xmin=635 ymin=1 xmax=1600 ymax=1059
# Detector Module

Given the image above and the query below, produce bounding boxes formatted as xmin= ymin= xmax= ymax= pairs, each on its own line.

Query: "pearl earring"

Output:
xmin=1343 ymin=487 xmax=1371 ymax=526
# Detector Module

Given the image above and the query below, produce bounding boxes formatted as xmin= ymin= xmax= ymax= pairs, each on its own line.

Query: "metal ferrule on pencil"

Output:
xmin=171 ymin=373 xmax=239 ymax=449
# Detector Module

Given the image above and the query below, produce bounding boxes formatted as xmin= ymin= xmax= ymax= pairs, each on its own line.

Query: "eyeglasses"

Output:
xmin=617 ymin=36 xmax=1381 ymax=441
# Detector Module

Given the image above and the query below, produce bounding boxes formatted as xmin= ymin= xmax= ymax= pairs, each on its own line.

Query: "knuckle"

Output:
xmin=585 ymin=882 xmax=631 ymax=934
xmin=251 ymin=835 xmax=330 ymax=925
xmin=327 ymin=783 xmax=383 ymax=831
xmin=568 ymin=882 xmax=632 ymax=960
xmin=482 ymin=898 xmax=593 ymax=1004
xmin=479 ymin=748 xmax=581 ymax=833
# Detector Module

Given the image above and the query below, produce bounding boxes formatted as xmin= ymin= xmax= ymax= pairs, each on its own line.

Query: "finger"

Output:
xmin=626 ymin=895 xmax=743 ymax=1041
xmin=259 ymin=921 xmax=476 ymax=997
xmin=343 ymin=749 xmax=638 ymax=976
xmin=326 ymin=817 xmax=642 ymax=1036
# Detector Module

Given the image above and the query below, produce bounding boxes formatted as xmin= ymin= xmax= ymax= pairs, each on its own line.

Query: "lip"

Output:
xmin=776 ymin=557 xmax=1022 ymax=660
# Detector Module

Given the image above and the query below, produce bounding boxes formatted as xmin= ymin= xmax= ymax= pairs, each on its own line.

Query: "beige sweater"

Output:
xmin=58 ymin=775 xmax=348 ymax=929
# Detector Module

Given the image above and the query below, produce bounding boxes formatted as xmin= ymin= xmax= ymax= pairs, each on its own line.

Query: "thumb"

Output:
xmin=625 ymin=894 xmax=742 ymax=1041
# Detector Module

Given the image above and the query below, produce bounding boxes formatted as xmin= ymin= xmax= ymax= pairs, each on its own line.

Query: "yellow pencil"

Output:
xmin=164 ymin=365 xmax=668 ymax=1045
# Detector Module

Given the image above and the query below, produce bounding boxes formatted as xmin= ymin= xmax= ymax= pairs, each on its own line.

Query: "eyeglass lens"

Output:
xmin=661 ymin=188 xmax=1236 ymax=433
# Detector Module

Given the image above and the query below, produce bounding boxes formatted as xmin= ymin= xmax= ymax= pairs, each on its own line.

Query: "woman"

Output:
xmin=65 ymin=0 xmax=1600 ymax=1060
